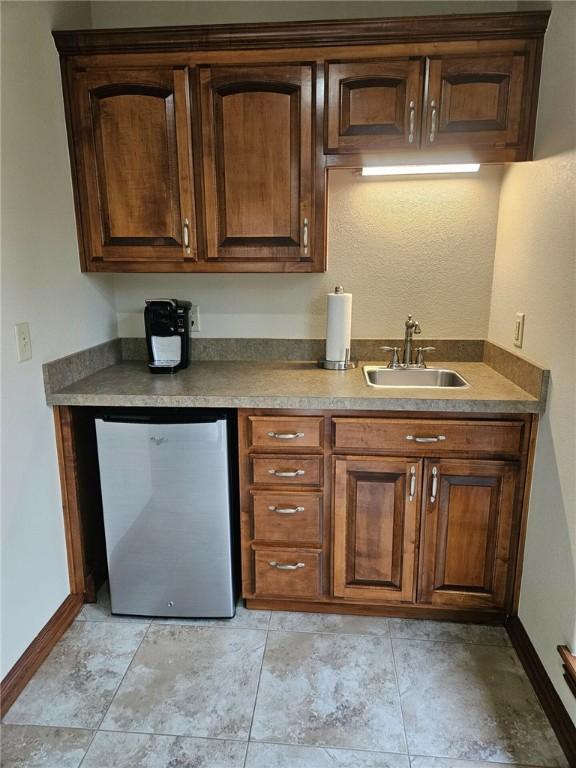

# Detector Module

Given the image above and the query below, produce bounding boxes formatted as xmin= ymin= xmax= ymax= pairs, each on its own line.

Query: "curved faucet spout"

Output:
xmin=403 ymin=314 xmax=421 ymax=366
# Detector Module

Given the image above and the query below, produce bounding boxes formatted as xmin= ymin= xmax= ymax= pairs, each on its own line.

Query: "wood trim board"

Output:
xmin=507 ymin=616 xmax=576 ymax=766
xmin=0 ymin=594 xmax=83 ymax=717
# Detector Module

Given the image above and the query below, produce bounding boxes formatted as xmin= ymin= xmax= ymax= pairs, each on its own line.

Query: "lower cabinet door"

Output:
xmin=418 ymin=459 xmax=519 ymax=610
xmin=333 ymin=457 xmax=422 ymax=602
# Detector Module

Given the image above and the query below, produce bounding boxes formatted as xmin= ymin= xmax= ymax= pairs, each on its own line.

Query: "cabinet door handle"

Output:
xmin=409 ymin=465 xmax=417 ymax=502
xmin=406 ymin=435 xmax=446 ymax=443
xmin=429 ymin=100 xmax=437 ymax=143
xmin=183 ymin=218 xmax=191 ymax=253
xmin=268 ymin=561 xmax=305 ymax=570
xmin=408 ymin=100 xmax=416 ymax=144
xmin=268 ymin=469 xmax=305 ymax=478
xmin=302 ymin=217 xmax=309 ymax=250
xmin=430 ymin=466 xmax=439 ymax=503
xmin=268 ymin=505 xmax=305 ymax=514
xmin=267 ymin=431 xmax=305 ymax=440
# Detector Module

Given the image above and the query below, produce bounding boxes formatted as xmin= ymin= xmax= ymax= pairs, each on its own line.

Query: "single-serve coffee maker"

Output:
xmin=144 ymin=299 xmax=192 ymax=373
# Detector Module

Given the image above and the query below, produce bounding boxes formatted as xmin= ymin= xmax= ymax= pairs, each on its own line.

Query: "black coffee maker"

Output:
xmin=144 ymin=299 xmax=192 ymax=373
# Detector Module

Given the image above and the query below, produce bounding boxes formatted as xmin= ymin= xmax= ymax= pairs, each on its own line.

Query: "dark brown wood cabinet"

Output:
xmin=54 ymin=11 xmax=549 ymax=273
xmin=423 ymin=53 xmax=529 ymax=153
xmin=200 ymin=65 xmax=315 ymax=267
xmin=325 ymin=59 xmax=424 ymax=153
xmin=239 ymin=410 xmax=535 ymax=621
xmin=71 ymin=67 xmax=198 ymax=268
xmin=418 ymin=459 xmax=519 ymax=610
xmin=333 ymin=457 xmax=421 ymax=603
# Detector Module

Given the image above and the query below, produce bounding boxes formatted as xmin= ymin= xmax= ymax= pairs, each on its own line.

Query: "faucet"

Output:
xmin=402 ymin=314 xmax=421 ymax=366
xmin=381 ymin=314 xmax=435 ymax=368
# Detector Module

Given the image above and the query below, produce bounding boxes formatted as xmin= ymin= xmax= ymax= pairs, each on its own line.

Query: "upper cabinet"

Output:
xmin=71 ymin=68 xmax=198 ymax=269
xmin=326 ymin=47 xmax=536 ymax=160
xmin=326 ymin=59 xmax=424 ymax=152
xmin=200 ymin=65 xmax=315 ymax=267
xmin=54 ymin=11 xmax=549 ymax=273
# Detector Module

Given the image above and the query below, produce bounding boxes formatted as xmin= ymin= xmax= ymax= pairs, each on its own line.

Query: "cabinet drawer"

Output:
xmin=333 ymin=418 xmax=524 ymax=456
xmin=253 ymin=548 xmax=322 ymax=599
xmin=248 ymin=416 xmax=323 ymax=450
xmin=251 ymin=455 xmax=322 ymax=486
xmin=252 ymin=491 xmax=322 ymax=543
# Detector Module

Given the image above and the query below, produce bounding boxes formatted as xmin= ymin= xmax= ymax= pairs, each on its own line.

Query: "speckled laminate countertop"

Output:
xmin=45 ymin=360 xmax=543 ymax=413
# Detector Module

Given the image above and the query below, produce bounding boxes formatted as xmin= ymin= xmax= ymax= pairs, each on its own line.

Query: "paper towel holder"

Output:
xmin=318 ymin=286 xmax=357 ymax=370
xmin=318 ymin=348 xmax=358 ymax=370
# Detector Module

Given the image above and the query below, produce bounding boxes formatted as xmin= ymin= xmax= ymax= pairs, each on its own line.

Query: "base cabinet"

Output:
xmin=239 ymin=410 xmax=534 ymax=620
xmin=333 ymin=457 xmax=421 ymax=603
xmin=418 ymin=459 xmax=520 ymax=610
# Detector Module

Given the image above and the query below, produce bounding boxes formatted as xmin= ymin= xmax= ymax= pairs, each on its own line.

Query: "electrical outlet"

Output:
xmin=189 ymin=304 xmax=200 ymax=333
xmin=15 ymin=322 xmax=32 ymax=361
xmin=513 ymin=312 xmax=525 ymax=348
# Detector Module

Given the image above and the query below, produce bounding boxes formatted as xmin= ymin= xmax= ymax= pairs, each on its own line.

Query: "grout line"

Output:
xmin=77 ymin=621 xmax=153 ymax=767
xmin=95 ymin=726 xmax=249 ymax=743
xmin=243 ymin=628 xmax=269 ymax=768
xmin=246 ymin=737 xmax=409 ymax=758
xmin=389 ymin=636 xmax=411 ymax=758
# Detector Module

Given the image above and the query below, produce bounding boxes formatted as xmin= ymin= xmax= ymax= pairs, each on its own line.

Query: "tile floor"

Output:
xmin=1 ymin=585 xmax=567 ymax=768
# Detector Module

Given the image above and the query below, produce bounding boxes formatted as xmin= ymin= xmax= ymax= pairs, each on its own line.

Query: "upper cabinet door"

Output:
xmin=200 ymin=65 xmax=316 ymax=267
xmin=333 ymin=457 xmax=421 ymax=603
xmin=418 ymin=459 xmax=519 ymax=610
xmin=325 ymin=59 xmax=424 ymax=152
xmin=73 ymin=68 xmax=197 ymax=268
xmin=423 ymin=53 xmax=528 ymax=151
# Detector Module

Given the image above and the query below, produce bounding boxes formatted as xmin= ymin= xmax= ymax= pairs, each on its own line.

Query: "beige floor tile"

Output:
xmin=389 ymin=619 xmax=510 ymax=646
xmin=251 ymin=631 xmax=406 ymax=753
xmin=246 ymin=742 xmax=410 ymax=767
xmin=394 ymin=639 xmax=567 ymax=766
xmin=269 ymin=611 xmax=390 ymax=635
xmin=81 ymin=730 xmax=246 ymax=768
xmin=3 ymin=623 xmax=147 ymax=729
xmin=101 ymin=625 xmax=266 ymax=739
xmin=0 ymin=724 xmax=92 ymax=768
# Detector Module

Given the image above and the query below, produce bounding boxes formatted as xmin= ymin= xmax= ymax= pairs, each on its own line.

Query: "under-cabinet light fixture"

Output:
xmin=361 ymin=163 xmax=480 ymax=176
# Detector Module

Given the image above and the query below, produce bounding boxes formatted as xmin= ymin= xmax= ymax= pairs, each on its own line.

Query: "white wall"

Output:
xmin=488 ymin=1 xmax=576 ymax=722
xmin=0 ymin=1 xmax=118 ymax=677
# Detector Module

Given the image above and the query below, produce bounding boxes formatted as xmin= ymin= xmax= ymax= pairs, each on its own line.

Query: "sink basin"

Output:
xmin=363 ymin=366 xmax=469 ymax=388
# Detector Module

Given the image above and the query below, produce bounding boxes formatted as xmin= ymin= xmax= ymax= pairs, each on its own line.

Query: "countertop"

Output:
xmin=45 ymin=360 xmax=543 ymax=413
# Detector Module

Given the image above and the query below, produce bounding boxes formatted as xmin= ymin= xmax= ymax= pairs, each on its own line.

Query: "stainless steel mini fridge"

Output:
xmin=95 ymin=409 xmax=236 ymax=618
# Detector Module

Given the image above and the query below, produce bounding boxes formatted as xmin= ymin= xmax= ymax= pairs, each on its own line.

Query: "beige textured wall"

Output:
xmin=0 ymin=1 xmax=118 ymax=677
xmin=115 ymin=168 xmax=502 ymax=339
xmin=488 ymin=2 xmax=576 ymax=722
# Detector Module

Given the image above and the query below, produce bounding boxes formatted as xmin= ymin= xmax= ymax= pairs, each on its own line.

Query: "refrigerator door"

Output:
xmin=95 ymin=417 xmax=235 ymax=618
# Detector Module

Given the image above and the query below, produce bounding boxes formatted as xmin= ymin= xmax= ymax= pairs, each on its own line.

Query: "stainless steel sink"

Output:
xmin=363 ymin=366 xmax=469 ymax=388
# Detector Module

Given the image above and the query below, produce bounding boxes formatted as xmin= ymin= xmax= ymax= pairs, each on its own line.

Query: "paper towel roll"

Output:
xmin=325 ymin=287 xmax=352 ymax=362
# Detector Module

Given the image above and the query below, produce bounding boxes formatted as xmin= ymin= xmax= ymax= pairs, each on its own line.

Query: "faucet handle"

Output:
xmin=380 ymin=345 xmax=401 ymax=368
xmin=415 ymin=346 xmax=435 ymax=367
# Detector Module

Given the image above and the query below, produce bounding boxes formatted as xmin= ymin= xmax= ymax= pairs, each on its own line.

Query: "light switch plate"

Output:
xmin=513 ymin=312 xmax=525 ymax=348
xmin=15 ymin=322 xmax=32 ymax=361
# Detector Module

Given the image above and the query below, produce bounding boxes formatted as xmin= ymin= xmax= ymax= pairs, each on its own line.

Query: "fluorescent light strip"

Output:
xmin=361 ymin=163 xmax=480 ymax=176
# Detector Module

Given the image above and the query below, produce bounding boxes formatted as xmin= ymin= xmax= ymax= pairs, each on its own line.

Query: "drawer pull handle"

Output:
xmin=430 ymin=466 xmax=439 ymax=503
xmin=267 ymin=431 xmax=305 ymax=440
xmin=409 ymin=465 xmax=417 ymax=502
xmin=268 ymin=505 xmax=305 ymax=514
xmin=268 ymin=469 xmax=305 ymax=478
xmin=269 ymin=561 xmax=305 ymax=570
xmin=406 ymin=435 xmax=446 ymax=443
